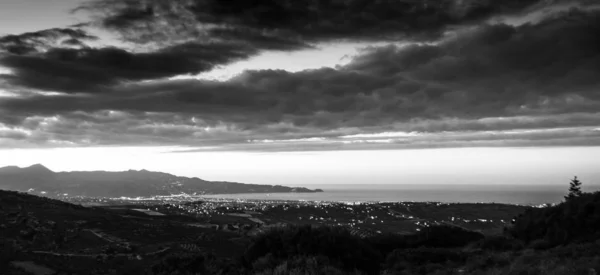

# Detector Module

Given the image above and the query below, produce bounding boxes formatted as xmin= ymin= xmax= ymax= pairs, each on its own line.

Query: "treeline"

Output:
xmin=148 ymin=224 xmax=486 ymax=275
xmin=508 ymin=190 xmax=600 ymax=247
xmin=242 ymin=224 xmax=485 ymax=275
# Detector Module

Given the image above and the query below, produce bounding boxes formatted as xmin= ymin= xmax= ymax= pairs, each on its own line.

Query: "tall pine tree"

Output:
xmin=565 ymin=176 xmax=583 ymax=201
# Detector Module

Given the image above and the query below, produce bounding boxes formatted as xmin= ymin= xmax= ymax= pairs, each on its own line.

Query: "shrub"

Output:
xmin=409 ymin=225 xmax=485 ymax=248
xmin=528 ymin=239 xmax=553 ymax=250
xmin=366 ymin=233 xmax=408 ymax=256
xmin=254 ymin=255 xmax=364 ymax=275
xmin=150 ymin=252 xmax=241 ymax=275
xmin=384 ymin=247 xmax=469 ymax=274
xmin=0 ymin=240 xmax=19 ymax=270
xmin=464 ymin=252 xmax=513 ymax=271
xmin=475 ymin=235 xmax=525 ymax=251
xmin=508 ymin=191 xmax=600 ymax=247
xmin=243 ymin=225 xmax=382 ymax=275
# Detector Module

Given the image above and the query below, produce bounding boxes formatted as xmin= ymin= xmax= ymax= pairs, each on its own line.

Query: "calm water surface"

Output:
xmin=201 ymin=184 xmax=600 ymax=205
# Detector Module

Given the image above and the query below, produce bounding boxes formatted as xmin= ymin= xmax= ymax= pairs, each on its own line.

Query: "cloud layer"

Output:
xmin=1 ymin=1 xmax=599 ymax=150
xmin=80 ymin=0 xmax=545 ymax=42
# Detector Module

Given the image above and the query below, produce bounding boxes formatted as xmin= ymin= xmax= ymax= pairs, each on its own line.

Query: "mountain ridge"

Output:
xmin=0 ymin=164 xmax=323 ymax=197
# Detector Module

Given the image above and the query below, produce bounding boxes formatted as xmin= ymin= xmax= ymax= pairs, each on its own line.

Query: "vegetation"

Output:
xmin=2 ymin=176 xmax=599 ymax=274
xmin=566 ymin=176 xmax=583 ymax=200
xmin=509 ymin=177 xmax=600 ymax=247
xmin=150 ymin=252 xmax=243 ymax=275
xmin=236 ymin=176 xmax=600 ymax=275
xmin=243 ymin=225 xmax=382 ymax=275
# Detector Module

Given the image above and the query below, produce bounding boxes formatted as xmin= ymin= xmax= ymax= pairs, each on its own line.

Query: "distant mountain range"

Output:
xmin=0 ymin=164 xmax=323 ymax=198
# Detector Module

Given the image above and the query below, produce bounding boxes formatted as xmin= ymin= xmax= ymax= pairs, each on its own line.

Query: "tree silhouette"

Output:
xmin=565 ymin=176 xmax=583 ymax=201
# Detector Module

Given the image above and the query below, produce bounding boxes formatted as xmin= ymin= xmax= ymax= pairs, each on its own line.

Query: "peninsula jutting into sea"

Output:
xmin=0 ymin=164 xmax=323 ymax=198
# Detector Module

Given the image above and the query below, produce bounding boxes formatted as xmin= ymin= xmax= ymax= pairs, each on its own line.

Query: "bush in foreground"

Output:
xmin=472 ymin=235 xmax=525 ymax=251
xmin=509 ymin=191 xmax=600 ymax=246
xmin=383 ymin=247 xmax=470 ymax=274
xmin=409 ymin=225 xmax=485 ymax=248
xmin=150 ymin=252 xmax=242 ymax=275
xmin=243 ymin=225 xmax=382 ymax=275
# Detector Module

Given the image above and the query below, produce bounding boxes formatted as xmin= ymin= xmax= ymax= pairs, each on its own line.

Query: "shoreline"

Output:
xmin=58 ymin=193 xmax=546 ymax=208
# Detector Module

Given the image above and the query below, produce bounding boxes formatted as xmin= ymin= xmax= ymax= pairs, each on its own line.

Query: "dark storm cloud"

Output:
xmin=0 ymin=0 xmax=591 ymax=95
xmin=77 ymin=0 xmax=545 ymax=44
xmin=338 ymin=9 xmax=600 ymax=113
xmin=123 ymin=9 xmax=600 ymax=128
xmin=0 ymin=41 xmax=259 ymax=93
xmin=0 ymin=28 xmax=97 ymax=55
xmin=2 ymin=8 xmax=600 ymax=149
xmin=0 ymin=26 xmax=310 ymax=94
xmin=207 ymin=28 xmax=313 ymax=51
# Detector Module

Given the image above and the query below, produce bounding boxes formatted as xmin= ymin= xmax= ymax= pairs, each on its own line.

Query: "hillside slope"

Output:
xmin=0 ymin=164 xmax=323 ymax=197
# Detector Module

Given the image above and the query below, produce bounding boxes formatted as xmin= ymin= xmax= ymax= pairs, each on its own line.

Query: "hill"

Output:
xmin=0 ymin=189 xmax=247 ymax=274
xmin=0 ymin=164 xmax=323 ymax=197
xmin=3 ymin=186 xmax=598 ymax=274
xmin=509 ymin=191 xmax=600 ymax=246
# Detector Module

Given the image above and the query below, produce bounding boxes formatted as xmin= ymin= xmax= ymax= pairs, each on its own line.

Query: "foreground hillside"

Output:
xmin=0 ymin=189 xmax=246 ymax=274
xmin=0 ymin=164 xmax=322 ymax=197
xmin=2 ymin=189 xmax=599 ymax=274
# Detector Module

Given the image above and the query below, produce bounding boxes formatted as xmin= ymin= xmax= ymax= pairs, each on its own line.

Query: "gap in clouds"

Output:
xmin=183 ymin=41 xmax=407 ymax=81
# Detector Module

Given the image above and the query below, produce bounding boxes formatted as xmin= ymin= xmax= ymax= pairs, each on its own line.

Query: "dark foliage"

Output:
xmin=409 ymin=225 xmax=485 ymax=248
xmin=386 ymin=247 xmax=470 ymax=265
xmin=243 ymin=225 xmax=383 ymax=275
xmin=384 ymin=247 xmax=470 ymax=274
xmin=509 ymin=191 xmax=600 ymax=246
xmin=366 ymin=233 xmax=409 ymax=256
xmin=0 ymin=239 xmax=18 ymax=265
xmin=473 ymin=235 xmax=525 ymax=251
xmin=151 ymin=253 xmax=211 ymax=274
xmin=241 ymin=224 xmax=487 ymax=274
xmin=150 ymin=252 xmax=242 ymax=275
xmin=463 ymin=251 xmax=513 ymax=272
xmin=251 ymin=254 xmax=355 ymax=275
xmin=367 ymin=225 xmax=484 ymax=258
xmin=565 ymin=176 xmax=583 ymax=201
xmin=5 ymin=181 xmax=600 ymax=275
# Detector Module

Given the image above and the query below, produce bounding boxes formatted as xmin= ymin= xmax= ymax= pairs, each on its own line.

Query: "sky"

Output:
xmin=0 ymin=0 xmax=599 ymax=187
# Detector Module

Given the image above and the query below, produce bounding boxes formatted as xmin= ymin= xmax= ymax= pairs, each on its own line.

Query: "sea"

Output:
xmin=200 ymin=184 xmax=600 ymax=205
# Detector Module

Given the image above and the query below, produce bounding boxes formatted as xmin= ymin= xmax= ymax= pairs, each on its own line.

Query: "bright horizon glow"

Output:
xmin=1 ymin=146 xmax=598 ymax=188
